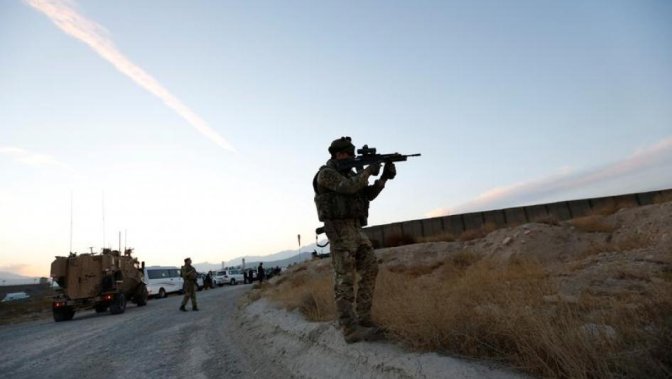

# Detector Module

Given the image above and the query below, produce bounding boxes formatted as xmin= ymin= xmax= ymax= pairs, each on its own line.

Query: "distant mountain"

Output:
xmin=194 ymin=241 xmax=330 ymax=273
xmin=0 ymin=271 xmax=42 ymax=285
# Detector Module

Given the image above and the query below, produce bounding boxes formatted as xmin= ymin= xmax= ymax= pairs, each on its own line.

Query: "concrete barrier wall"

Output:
xmin=364 ymin=188 xmax=672 ymax=248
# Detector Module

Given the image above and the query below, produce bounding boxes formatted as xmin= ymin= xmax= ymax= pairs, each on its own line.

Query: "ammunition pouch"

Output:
xmin=314 ymin=191 xmax=369 ymax=221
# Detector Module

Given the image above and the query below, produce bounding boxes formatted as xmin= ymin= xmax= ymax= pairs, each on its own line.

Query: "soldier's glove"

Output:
xmin=381 ymin=162 xmax=396 ymax=180
xmin=366 ymin=163 xmax=381 ymax=176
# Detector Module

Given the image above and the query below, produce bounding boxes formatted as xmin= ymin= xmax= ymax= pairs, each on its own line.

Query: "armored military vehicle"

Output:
xmin=50 ymin=248 xmax=149 ymax=322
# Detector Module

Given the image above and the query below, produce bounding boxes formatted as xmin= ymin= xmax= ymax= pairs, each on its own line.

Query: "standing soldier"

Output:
xmin=179 ymin=258 xmax=199 ymax=311
xmin=257 ymin=262 xmax=265 ymax=284
xmin=313 ymin=136 xmax=396 ymax=343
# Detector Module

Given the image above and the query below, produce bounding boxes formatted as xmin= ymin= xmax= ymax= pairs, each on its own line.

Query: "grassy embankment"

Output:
xmin=253 ymin=195 xmax=672 ymax=378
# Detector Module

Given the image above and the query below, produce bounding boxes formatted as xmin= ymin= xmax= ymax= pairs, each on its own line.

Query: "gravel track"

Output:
xmin=0 ymin=285 xmax=290 ymax=379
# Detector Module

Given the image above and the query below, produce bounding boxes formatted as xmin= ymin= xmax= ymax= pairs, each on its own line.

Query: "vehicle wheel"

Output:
xmin=53 ymin=307 xmax=75 ymax=322
xmin=95 ymin=303 xmax=108 ymax=313
xmin=158 ymin=288 xmax=166 ymax=299
xmin=230 ymin=278 xmax=236 ymax=285
xmin=135 ymin=285 xmax=148 ymax=306
xmin=109 ymin=293 xmax=127 ymax=315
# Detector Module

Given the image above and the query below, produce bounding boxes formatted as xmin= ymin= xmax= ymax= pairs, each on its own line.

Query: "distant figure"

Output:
xmin=257 ymin=262 xmax=266 ymax=283
xmin=204 ymin=272 xmax=213 ymax=290
xmin=179 ymin=258 xmax=199 ymax=311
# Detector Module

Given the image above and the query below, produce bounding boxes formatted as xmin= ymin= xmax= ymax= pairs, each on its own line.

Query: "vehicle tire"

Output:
xmin=230 ymin=278 xmax=236 ymax=285
xmin=109 ymin=293 xmax=126 ymax=315
xmin=158 ymin=288 xmax=166 ymax=299
xmin=53 ymin=306 xmax=75 ymax=322
xmin=135 ymin=285 xmax=148 ymax=306
xmin=95 ymin=303 xmax=108 ymax=313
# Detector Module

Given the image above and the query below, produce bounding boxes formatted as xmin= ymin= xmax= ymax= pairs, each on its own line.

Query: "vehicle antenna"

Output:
xmin=69 ymin=190 xmax=73 ymax=253
xmin=102 ymin=191 xmax=106 ymax=249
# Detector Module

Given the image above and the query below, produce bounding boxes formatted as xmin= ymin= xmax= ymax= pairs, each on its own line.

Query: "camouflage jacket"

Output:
xmin=313 ymin=159 xmax=385 ymax=224
xmin=181 ymin=265 xmax=197 ymax=282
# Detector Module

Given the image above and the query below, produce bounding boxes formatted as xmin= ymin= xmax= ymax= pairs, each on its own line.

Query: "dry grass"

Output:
xmin=569 ymin=215 xmax=617 ymax=233
xmin=384 ymin=233 xmax=417 ymax=247
xmin=458 ymin=222 xmax=498 ymax=242
xmin=591 ymin=198 xmax=638 ymax=216
xmin=416 ymin=232 xmax=456 ymax=243
xmin=260 ymin=262 xmax=336 ymax=322
xmin=256 ymin=251 xmax=672 ymax=378
xmin=653 ymin=191 xmax=672 ymax=204
xmin=580 ymin=233 xmax=655 ymax=259
xmin=533 ymin=215 xmax=560 ymax=226
xmin=0 ymin=295 xmax=53 ymax=325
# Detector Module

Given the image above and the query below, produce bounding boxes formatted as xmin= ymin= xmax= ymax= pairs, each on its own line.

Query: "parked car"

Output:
xmin=212 ymin=271 xmax=224 ymax=287
xmin=1 ymin=292 xmax=30 ymax=303
xmin=196 ymin=273 xmax=205 ymax=291
xmin=214 ymin=269 xmax=245 ymax=286
xmin=243 ymin=269 xmax=257 ymax=284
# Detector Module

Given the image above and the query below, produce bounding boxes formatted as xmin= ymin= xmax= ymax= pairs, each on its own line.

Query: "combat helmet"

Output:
xmin=328 ymin=136 xmax=355 ymax=156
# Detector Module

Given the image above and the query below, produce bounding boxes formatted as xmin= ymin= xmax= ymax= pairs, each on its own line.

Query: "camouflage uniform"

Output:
xmin=314 ymin=158 xmax=386 ymax=334
xmin=180 ymin=260 xmax=198 ymax=311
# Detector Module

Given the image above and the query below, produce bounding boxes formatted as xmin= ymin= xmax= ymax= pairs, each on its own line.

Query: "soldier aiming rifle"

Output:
xmin=312 ymin=136 xmax=419 ymax=343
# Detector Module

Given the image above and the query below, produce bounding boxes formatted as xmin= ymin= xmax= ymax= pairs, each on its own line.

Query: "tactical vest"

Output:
xmin=313 ymin=166 xmax=370 ymax=222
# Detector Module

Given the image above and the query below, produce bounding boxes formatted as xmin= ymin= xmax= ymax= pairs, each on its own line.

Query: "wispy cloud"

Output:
xmin=25 ymin=0 xmax=235 ymax=152
xmin=0 ymin=146 xmax=75 ymax=171
xmin=428 ymin=136 xmax=672 ymax=217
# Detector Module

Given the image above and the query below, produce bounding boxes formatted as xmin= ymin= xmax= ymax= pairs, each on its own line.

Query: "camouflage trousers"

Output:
xmin=181 ymin=281 xmax=198 ymax=308
xmin=324 ymin=219 xmax=379 ymax=331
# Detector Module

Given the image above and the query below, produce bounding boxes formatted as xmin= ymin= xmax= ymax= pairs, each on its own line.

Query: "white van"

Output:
xmin=143 ymin=266 xmax=184 ymax=299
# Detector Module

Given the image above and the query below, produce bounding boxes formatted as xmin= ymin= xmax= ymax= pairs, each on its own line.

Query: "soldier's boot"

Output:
xmin=179 ymin=305 xmax=187 ymax=312
xmin=192 ymin=306 xmax=199 ymax=311
xmin=358 ymin=316 xmax=377 ymax=328
xmin=343 ymin=325 xmax=385 ymax=344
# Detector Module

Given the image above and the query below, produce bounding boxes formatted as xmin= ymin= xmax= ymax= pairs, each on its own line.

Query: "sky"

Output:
xmin=1 ymin=0 xmax=671 ymax=278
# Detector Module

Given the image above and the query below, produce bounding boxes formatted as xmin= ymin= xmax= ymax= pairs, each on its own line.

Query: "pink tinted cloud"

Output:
xmin=428 ymin=136 xmax=672 ymax=217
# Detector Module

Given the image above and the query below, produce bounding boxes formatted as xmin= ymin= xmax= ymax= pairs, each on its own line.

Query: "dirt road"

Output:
xmin=0 ymin=285 xmax=290 ymax=379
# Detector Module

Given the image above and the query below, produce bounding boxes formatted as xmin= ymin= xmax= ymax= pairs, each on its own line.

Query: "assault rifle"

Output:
xmin=335 ymin=145 xmax=421 ymax=172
